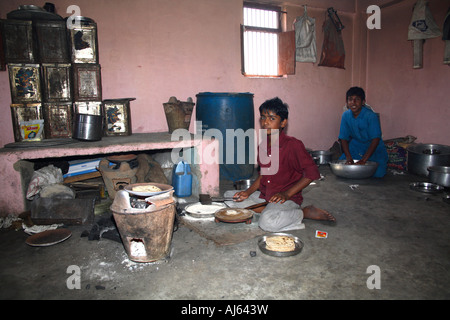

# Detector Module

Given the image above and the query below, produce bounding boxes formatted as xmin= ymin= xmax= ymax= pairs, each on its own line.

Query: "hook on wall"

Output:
xmin=327 ymin=7 xmax=345 ymax=31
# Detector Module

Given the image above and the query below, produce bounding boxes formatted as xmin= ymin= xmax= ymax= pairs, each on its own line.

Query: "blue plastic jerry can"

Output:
xmin=172 ymin=160 xmax=192 ymax=197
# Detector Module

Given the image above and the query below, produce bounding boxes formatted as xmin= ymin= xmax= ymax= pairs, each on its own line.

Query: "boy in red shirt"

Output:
xmin=233 ymin=97 xmax=335 ymax=231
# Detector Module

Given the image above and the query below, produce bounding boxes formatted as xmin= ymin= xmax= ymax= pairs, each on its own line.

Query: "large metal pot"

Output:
xmin=427 ymin=166 xmax=450 ymax=187
xmin=407 ymin=144 xmax=450 ymax=177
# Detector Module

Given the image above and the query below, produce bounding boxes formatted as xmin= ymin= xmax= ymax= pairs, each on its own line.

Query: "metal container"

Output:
xmin=35 ymin=20 xmax=70 ymax=63
xmin=67 ymin=16 xmax=98 ymax=64
xmin=74 ymin=101 xmax=102 ymax=115
xmin=43 ymin=102 xmax=73 ymax=138
xmin=427 ymin=166 xmax=450 ymax=187
xmin=111 ymin=189 xmax=176 ymax=263
xmin=329 ymin=160 xmax=378 ymax=179
xmin=1 ymin=20 xmax=36 ymax=63
xmin=8 ymin=64 xmax=42 ymax=103
xmin=234 ymin=179 xmax=255 ymax=190
xmin=103 ymin=98 xmax=135 ymax=136
xmin=41 ymin=64 xmax=72 ymax=102
xmin=310 ymin=150 xmax=333 ymax=165
xmin=72 ymin=63 xmax=102 ymax=101
xmin=10 ymin=103 xmax=44 ymax=142
xmin=407 ymin=144 xmax=450 ymax=177
xmin=73 ymin=113 xmax=103 ymax=141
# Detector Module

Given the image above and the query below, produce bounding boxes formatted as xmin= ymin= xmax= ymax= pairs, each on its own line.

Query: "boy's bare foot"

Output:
xmin=302 ymin=205 xmax=336 ymax=223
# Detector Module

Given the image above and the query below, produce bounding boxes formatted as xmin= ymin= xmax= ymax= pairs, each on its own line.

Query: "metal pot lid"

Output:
xmin=7 ymin=5 xmax=63 ymax=20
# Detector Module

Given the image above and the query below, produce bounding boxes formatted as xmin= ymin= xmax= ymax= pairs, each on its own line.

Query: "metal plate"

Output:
xmin=409 ymin=182 xmax=444 ymax=194
xmin=25 ymin=228 xmax=72 ymax=247
xmin=185 ymin=202 xmax=226 ymax=218
xmin=124 ymin=183 xmax=173 ymax=197
xmin=258 ymin=233 xmax=303 ymax=257
xmin=215 ymin=208 xmax=253 ymax=223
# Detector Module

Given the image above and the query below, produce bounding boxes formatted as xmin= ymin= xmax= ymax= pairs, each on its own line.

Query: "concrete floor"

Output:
xmin=1 ymin=166 xmax=449 ymax=301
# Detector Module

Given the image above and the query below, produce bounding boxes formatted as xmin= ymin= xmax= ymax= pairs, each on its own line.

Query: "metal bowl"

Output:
xmin=233 ymin=179 xmax=255 ymax=190
xmin=329 ymin=160 xmax=378 ymax=179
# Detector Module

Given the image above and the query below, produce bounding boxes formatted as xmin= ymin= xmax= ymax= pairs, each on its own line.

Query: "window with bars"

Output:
xmin=241 ymin=2 xmax=295 ymax=77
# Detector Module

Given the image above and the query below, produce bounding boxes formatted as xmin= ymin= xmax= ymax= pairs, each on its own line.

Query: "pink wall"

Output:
xmin=363 ymin=0 xmax=450 ymax=145
xmin=1 ymin=0 xmax=448 ymax=151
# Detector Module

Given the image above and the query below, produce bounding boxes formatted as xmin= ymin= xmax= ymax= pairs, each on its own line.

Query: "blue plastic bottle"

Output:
xmin=172 ymin=160 xmax=192 ymax=197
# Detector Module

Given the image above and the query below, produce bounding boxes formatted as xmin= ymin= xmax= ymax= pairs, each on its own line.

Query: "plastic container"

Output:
xmin=195 ymin=92 xmax=254 ymax=181
xmin=172 ymin=160 xmax=192 ymax=197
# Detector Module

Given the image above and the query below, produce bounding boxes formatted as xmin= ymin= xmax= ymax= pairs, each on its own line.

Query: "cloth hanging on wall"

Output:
xmin=318 ymin=13 xmax=345 ymax=69
xmin=443 ymin=7 xmax=450 ymax=64
xmin=294 ymin=7 xmax=317 ymax=63
xmin=408 ymin=0 xmax=441 ymax=40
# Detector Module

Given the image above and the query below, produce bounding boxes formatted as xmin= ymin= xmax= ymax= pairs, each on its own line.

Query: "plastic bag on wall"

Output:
xmin=408 ymin=0 xmax=441 ymax=40
xmin=318 ymin=14 xmax=345 ymax=69
xmin=294 ymin=8 xmax=317 ymax=63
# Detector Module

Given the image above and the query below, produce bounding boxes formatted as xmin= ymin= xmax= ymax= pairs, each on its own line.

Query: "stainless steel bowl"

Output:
xmin=427 ymin=166 xmax=450 ymax=187
xmin=233 ymin=179 xmax=254 ymax=190
xmin=310 ymin=150 xmax=333 ymax=165
xmin=329 ymin=160 xmax=378 ymax=179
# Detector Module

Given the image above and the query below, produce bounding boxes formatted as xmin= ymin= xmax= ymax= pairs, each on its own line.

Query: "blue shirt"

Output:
xmin=338 ymin=106 xmax=388 ymax=177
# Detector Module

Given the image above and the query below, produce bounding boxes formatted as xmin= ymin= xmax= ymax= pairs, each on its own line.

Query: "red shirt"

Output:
xmin=257 ymin=131 xmax=320 ymax=205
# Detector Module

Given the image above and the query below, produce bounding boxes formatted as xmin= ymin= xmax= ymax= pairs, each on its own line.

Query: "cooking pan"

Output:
xmin=427 ymin=166 xmax=450 ymax=187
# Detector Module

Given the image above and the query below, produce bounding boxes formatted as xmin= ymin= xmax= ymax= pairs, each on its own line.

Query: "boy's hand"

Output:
xmin=233 ymin=191 xmax=249 ymax=202
xmin=269 ymin=192 xmax=289 ymax=204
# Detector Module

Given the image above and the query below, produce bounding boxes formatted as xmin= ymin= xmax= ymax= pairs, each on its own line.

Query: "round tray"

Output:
xmin=257 ymin=233 xmax=303 ymax=257
xmin=409 ymin=182 xmax=444 ymax=194
xmin=25 ymin=228 xmax=72 ymax=247
xmin=185 ymin=202 xmax=226 ymax=218
xmin=214 ymin=208 xmax=253 ymax=224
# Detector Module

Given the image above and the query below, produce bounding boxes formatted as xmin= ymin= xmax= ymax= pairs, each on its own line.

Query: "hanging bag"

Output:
xmin=318 ymin=12 xmax=345 ymax=69
xmin=408 ymin=0 xmax=441 ymax=40
xmin=294 ymin=7 xmax=317 ymax=63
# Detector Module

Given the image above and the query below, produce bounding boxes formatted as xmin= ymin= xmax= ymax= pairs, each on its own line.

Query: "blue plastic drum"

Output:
xmin=195 ymin=92 xmax=255 ymax=181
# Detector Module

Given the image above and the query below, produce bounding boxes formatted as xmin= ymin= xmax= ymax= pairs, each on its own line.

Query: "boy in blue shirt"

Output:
xmin=339 ymin=87 xmax=388 ymax=177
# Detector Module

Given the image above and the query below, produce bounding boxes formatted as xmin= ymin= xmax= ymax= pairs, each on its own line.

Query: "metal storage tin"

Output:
xmin=8 ymin=64 xmax=42 ymax=103
xmin=73 ymin=113 xmax=103 ymax=141
xmin=74 ymin=101 xmax=102 ymax=115
xmin=10 ymin=103 xmax=44 ymax=142
xmin=72 ymin=63 xmax=102 ymax=101
xmin=103 ymin=98 xmax=135 ymax=136
xmin=35 ymin=20 xmax=70 ymax=63
xmin=68 ymin=16 xmax=98 ymax=64
xmin=1 ymin=19 xmax=36 ymax=63
xmin=41 ymin=64 xmax=72 ymax=102
xmin=43 ymin=102 xmax=73 ymax=138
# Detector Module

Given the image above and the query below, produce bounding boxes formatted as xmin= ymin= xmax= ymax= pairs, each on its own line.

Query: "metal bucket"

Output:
xmin=73 ymin=113 xmax=103 ymax=141
xmin=111 ymin=189 xmax=176 ymax=263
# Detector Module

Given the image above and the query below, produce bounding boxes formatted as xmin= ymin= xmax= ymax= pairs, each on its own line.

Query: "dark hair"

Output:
xmin=346 ymin=87 xmax=366 ymax=101
xmin=259 ymin=97 xmax=289 ymax=121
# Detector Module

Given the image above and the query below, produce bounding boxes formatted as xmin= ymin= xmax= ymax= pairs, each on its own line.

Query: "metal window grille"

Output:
xmin=242 ymin=4 xmax=281 ymax=77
